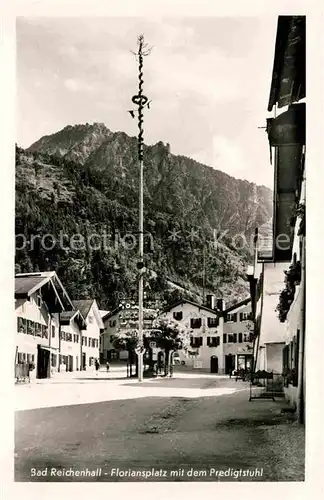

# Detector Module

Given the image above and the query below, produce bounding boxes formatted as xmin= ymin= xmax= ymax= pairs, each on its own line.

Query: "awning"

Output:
xmin=267 ymin=103 xmax=305 ymax=147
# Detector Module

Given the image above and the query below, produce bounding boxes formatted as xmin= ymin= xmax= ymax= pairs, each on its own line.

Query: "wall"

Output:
xmin=102 ymin=312 xmax=119 ymax=360
xmin=16 ymin=294 xmax=50 ymax=364
xmin=161 ymin=303 xmax=223 ymax=372
xmin=81 ymin=302 xmax=101 ymax=369
xmin=102 ymin=307 xmax=157 ymax=361
xmin=265 ymin=342 xmax=285 ymax=373
xmin=60 ymin=319 xmax=81 ymax=372
xmin=255 ymin=262 xmax=288 ymax=372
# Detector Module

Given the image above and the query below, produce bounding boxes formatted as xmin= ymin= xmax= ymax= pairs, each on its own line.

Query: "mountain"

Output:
xmin=15 ymin=122 xmax=273 ymax=309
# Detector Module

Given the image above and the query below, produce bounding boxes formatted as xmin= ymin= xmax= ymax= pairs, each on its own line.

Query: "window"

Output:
xmin=227 ymin=334 xmax=234 ymax=343
xmin=109 ymin=320 xmax=116 ymax=327
xmin=17 ymin=317 xmax=27 ymax=334
xmin=51 ymin=354 xmax=57 ymax=367
xmin=92 ymin=339 xmax=96 ymax=348
xmin=226 ymin=313 xmax=237 ymax=323
xmin=233 ymin=333 xmax=237 ymax=343
xmin=190 ymin=336 xmax=203 ymax=348
xmin=36 ymin=294 xmax=42 ymax=307
xmin=207 ymin=336 xmax=220 ymax=347
xmin=238 ymin=333 xmax=243 ymax=343
xmin=74 ymin=334 xmax=79 ymax=343
xmin=223 ymin=334 xmax=227 ymax=343
xmin=239 ymin=312 xmax=250 ymax=322
xmin=84 ymin=337 xmax=87 ymax=346
xmin=207 ymin=317 xmax=219 ymax=328
xmin=190 ymin=318 xmax=202 ymax=329
xmin=173 ymin=311 xmax=183 ymax=321
xmin=52 ymin=325 xmax=55 ymax=338
xmin=243 ymin=333 xmax=250 ymax=342
xmin=27 ymin=320 xmax=35 ymax=336
xmin=88 ymin=315 xmax=93 ymax=324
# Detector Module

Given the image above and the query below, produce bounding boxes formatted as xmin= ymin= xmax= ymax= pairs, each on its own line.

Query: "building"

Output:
xmin=73 ymin=299 xmax=104 ymax=370
xmin=249 ymin=16 xmax=305 ymax=421
xmin=101 ymin=304 xmax=159 ymax=362
xmin=223 ymin=298 xmax=254 ymax=375
xmin=15 ymin=272 xmax=74 ymax=379
xmin=58 ymin=310 xmax=87 ymax=372
xmin=159 ymin=295 xmax=252 ymax=373
xmin=160 ymin=297 xmax=223 ymax=371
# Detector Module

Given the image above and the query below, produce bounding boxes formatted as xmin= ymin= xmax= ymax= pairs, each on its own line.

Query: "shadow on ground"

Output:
xmin=15 ymin=389 xmax=305 ymax=482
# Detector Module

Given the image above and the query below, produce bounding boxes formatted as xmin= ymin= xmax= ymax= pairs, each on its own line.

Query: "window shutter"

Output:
xmin=223 ymin=334 xmax=227 ymax=343
xmin=216 ymin=336 xmax=220 ymax=347
xmin=295 ymin=330 xmax=300 ymax=378
xmin=207 ymin=336 xmax=210 ymax=347
xmin=238 ymin=333 xmax=243 ymax=343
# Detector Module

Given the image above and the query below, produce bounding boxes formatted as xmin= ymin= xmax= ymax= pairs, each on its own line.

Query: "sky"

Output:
xmin=16 ymin=16 xmax=278 ymax=187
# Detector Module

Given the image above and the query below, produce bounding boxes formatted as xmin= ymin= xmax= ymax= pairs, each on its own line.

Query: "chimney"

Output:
xmin=216 ymin=298 xmax=226 ymax=312
xmin=206 ymin=294 xmax=215 ymax=310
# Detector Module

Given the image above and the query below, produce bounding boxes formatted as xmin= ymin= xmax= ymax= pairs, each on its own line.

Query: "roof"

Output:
xmin=162 ymin=299 xmax=219 ymax=316
xmin=73 ymin=299 xmax=94 ymax=319
xmin=224 ymin=297 xmax=251 ymax=314
xmin=268 ymin=16 xmax=305 ymax=112
xmin=15 ymin=272 xmax=74 ymax=312
xmin=15 ymin=275 xmax=50 ymax=296
xmin=102 ymin=305 xmax=124 ymax=321
xmin=60 ymin=309 xmax=87 ymax=328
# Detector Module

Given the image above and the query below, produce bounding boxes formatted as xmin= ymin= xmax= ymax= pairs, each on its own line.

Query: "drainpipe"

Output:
xmin=296 ymin=236 xmax=305 ymax=424
xmin=80 ymin=329 xmax=83 ymax=371
xmin=58 ymin=312 xmax=61 ymax=373
xmin=48 ymin=315 xmax=52 ymax=377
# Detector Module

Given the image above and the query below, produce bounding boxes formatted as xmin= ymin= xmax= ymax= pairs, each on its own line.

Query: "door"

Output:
xmin=210 ymin=356 xmax=218 ymax=373
xmin=37 ymin=346 xmax=50 ymax=378
xmin=225 ymin=354 xmax=235 ymax=374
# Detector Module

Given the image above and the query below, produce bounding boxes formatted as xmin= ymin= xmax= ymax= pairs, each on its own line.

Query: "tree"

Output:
xmin=111 ymin=330 xmax=138 ymax=377
xmin=150 ymin=318 xmax=190 ymax=376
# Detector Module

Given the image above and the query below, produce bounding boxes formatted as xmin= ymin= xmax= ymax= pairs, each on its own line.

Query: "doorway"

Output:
xmin=37 ymin=345 xmax=50 ymax=378
xmin=210 ymin=356 xmax=218 ymax=373
xmin=225 ymin=354 xmax=235 ymax=375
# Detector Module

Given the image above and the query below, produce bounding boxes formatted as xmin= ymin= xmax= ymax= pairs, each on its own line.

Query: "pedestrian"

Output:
xmin=95 ymin=359 xmax=100 ymax=375
xmin=106 ymin=361 xmax=110 ymax=372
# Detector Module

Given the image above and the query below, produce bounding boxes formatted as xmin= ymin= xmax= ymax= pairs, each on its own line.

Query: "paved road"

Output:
xmin=15 ymin=373 xmax=304 ymax=482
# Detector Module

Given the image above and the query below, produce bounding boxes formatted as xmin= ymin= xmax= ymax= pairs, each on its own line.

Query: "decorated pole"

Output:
xmin=130 ymin=35 xmax=151 ymax=382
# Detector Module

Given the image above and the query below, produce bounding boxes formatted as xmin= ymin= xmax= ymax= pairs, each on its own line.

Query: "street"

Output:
xmin=15 ymin=368 xmax=305 ymax=482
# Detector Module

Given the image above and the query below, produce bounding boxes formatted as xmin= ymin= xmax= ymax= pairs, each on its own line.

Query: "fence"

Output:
xmin=15 ymin=363 xmax=30 ymax=384
xmin=249 ymin=371 xmax=284 ymax=401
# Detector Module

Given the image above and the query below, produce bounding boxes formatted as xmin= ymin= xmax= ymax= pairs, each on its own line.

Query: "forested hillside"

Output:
xmin=15 ymin=123 xmax=272 ymax=309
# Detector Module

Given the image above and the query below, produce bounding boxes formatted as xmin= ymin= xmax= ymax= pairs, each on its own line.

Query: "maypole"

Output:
xmin=129 ymin=35 xmax=152 ymax=382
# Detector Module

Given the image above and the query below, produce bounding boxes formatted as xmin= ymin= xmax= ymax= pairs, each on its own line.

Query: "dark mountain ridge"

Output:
xmin=15 ymin=122 xmax=272 ymax=309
